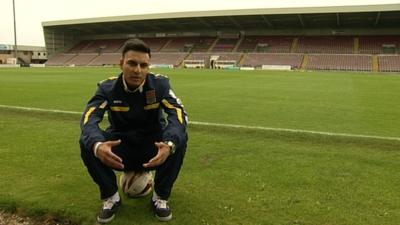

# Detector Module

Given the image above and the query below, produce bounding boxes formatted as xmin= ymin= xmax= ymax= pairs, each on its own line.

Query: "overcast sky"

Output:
xmin=1 ymin=0 xmax=399 ymax=46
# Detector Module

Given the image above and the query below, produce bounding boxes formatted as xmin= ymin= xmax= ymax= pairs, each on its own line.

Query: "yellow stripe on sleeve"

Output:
xmin=110 ymin=106 xmax=130 ymax=112
xmin=99 ymin=100 xmax=108 ymax=109
xmin=176 ymin=108 xmax=183 ymax=124
xmin=83 ymin=107 xmax=96 ymax=125
xmin=162 ymin=99 xmax=183 ymax=124
xmin=144 ymin=103 xmax=160 ymax=110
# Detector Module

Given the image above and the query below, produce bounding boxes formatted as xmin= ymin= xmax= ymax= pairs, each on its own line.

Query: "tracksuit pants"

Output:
xmin=80 ymin=131 xmax=187 ymax=200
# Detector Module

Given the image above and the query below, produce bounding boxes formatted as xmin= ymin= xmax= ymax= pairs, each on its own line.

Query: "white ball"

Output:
xmin=119 ymin=171 xmax=153 ymax=198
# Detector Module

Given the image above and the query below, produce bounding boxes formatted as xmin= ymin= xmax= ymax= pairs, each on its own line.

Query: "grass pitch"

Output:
xmin=0 ymin=68 xmax=399 ymax=225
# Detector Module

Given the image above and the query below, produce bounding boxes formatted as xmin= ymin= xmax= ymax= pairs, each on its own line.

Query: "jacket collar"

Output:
xmin=122 ymin=73 xmax=145 ymax=93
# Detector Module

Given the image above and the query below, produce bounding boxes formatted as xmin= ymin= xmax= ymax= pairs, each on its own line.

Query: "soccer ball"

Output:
xmin=119 ymin=171 xmax=153 ymax=198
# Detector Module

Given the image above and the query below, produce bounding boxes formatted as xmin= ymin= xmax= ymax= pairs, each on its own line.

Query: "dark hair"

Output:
xmin=122 ymin=38 xmax=151 ymax=58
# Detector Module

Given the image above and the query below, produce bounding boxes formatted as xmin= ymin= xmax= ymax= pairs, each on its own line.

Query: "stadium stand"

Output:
xmin=44 ymin=34 xmax=400 ymax=71
xmin=237 ymin=36 xmax=293 ymax=53
xmin=88 ymin=51 xmax=189 ymax=67
xmin=45 ymin=35 xmax=400 ymax=71
xmin=79 ymin=39 xmax=126 ymax=53
xmin=296 ymin=36 xmax=354 ymax=54
xmin=161 ymin=37 xmax=201 ymax=52
xmin=190 ymin=38 xmax=216 ymax=52
xmin=68 ymin=40 xmax=91 ymax=53
xmin=67 ymin=53 xmax=98 ymax=66
xmin=359 ymin=36 xmax=400 ymax=54
xmin=151 ymin=52 xmax=189 ymax=67
xmin=141 ymin=38 xmax=170 ymax=52
xmin=76 ymin=41 xmax=99 ymax=53
xmin=186 ymin=52 xmax=242 ymax=67
xmin=88 ymin=53 xmax=120 ymax=66
xmin=45 ymin=53 xmax=77 ymax=66
xmin=378 ymin=55 xmax=400 ymax=72
xmin=211 ymin=38 xmax=238 ymax=52
xmin=42 ymin=7 xmax=400 ymax=72
xmin=187 ymin=52 xmax=242 ymax=61
xmin=241 ymin=53 xmax=304 ymax=69
xmin=306 ymin=54 xmax=372 ymax=71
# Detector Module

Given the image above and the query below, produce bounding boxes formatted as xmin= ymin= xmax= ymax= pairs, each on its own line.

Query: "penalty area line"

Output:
xmin=1 ymin=104 xmax=399 ymax=142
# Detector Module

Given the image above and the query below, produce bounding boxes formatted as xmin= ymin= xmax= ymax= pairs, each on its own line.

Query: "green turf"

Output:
xmin=1 ymin=68 xmax=400 ymax=137
xmin=0 ymin=68 xmax=399 ymax=225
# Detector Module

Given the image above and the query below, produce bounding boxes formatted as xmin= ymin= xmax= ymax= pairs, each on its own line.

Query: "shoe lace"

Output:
xmin=155 ymin=199 xmax=168 ymax=209
xmin=103 ymin=199 xmax=115 ymax=210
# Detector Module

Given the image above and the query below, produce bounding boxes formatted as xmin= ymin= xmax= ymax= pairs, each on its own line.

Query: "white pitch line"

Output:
xmin=1 ymin=104 xmax=400 ymax=142
xmin=189 ymin=121 xmax=400 ymax=142
xmin=0 ymin=104 xmax=81 ymax=115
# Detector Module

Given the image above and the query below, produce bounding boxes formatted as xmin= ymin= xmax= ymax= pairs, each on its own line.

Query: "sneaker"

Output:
xmin=152 ymin=198 xmax=172 ymax=221
xmin=97 ymin=198 xmax=121 ymax=223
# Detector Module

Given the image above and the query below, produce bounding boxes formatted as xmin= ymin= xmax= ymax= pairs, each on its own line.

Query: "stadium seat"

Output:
xmin=296 ymin=36 xmax=353 ymax=54
xmin=359 ymin=36 xmax=400 ymax=54
xmin=306 ymin=54 xmax=372 ymax=71
xmin=237 ymin=36 xmax=293 ymax=53
xmin=45 ymin=53 xmax=77 ymax=66
xmin=241 ymin=53 xmax=303 ymax=69
xmin=378 ymin=55 xmax=400 ymax=72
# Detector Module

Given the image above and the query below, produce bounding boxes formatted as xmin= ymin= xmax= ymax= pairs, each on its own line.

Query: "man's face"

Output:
xmin=120 ymin=50 xmax=150 ymax=88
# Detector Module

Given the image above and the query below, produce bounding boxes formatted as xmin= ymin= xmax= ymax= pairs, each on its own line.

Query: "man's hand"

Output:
xmin=96 ymin=140 xmax=124 ymax=170
xmin=143 ymin=142 xmax=171 ymax=168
